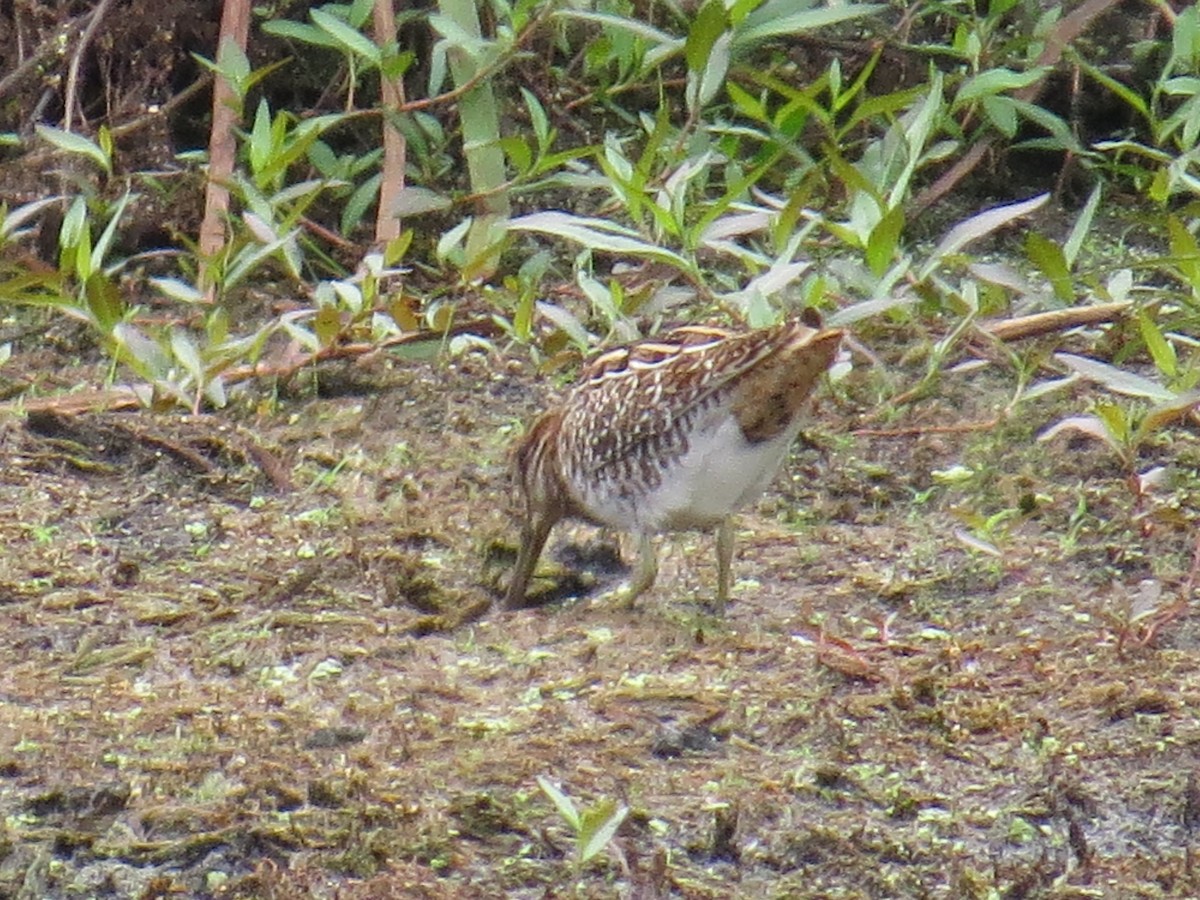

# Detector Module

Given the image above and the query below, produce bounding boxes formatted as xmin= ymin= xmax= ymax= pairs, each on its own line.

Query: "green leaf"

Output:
xmin=735 ymin=3 xmax=884 ymax=48
xmin=35 ymin=126 xmax=111 ymax=174
xmin=1025 ymin=232 xmax=1073 ymax=302
xmin=249 ymin=100 xmax=274 ymax=178
xmin=1139 ymin=392 xmax=1200 ymax=440
xmin=1094 ymin=400 xmax=1132 ymax=446
xmin=436 ymin=217 xmax=471 ymax=265
xmin=342 ymin=172 xmax=382 ymax=235
xmin=170 ymin=328 xmax=205 ymax=384
xmin=552 ymin=11 xmax=680 ymax=52
xmin=955 ymin=67 xmax=1047 ymax=105
xmin=84 ymin=273 xmax=124 ymax=333
xmin=536 ymin=301 xmax=591 ymax=349
xmin=382 ymin=50 xmax=415 ymax=80
xmin=727 ymin=0 xmax=760 ymax=28
xmin=923 ymin=193 xmax=1048 ymax=278
xmin=112 ymin=322 xmax=170 ymax=378
xmin=348 ymin=0 xmax=375 ymax=28
xmin=307 ymin=140 xmax=339 ymax=178
xmin=577 ymin=799 xmax=629 ymax=864
xmin=58 ymin=196 xmax=88 ymax=254
xmin=1136 ymin=310 xmax=1177 ymax=379
xmin=577 ymin=271 xmax=619 ymax=326
xmin=214 ymin=36 xmax=251 ymax=96
xmin=686 ymin=0 xmax=728 ymax=74
xmin=97 ymin=125 xmax=113 ymax=163
xmin=203 ymin=375 xmax=228 ymax=410
xmin=390 ymin=186 xmax=453 ymax=217
xmin=314 ymin=305 xmax=343 ymax=347
xmin=428 ymin=14 xmax=487 ymax=56
xmin=981 ymin=95 xmax=1018 ymax=137
xmin=150 ymin=278 xmax=206 ymax=304
xmin=844 ymin=85 xmax=927 ymax=133
xmin=1167 ymin=216 xmax=1200 ymax=290
xmin=1074 ymin=57 xmax=1148 ymax=125
xmin=74 ymin=222 xmax=94 ymax=282
xmin=261 ymin=20 xmax=338 ymax=48
xmin=536 ymin=776 xmax=581 ymax=831
xmin=0 ymin=270 xmax=66 ymax=306
xmin=91 ymin=191 xmax=132 ymax=275
xmin=223 ymin=229 xmax=298 ymax=291
xmin=1149 ymin=166 xmax=1172 ymax=203
xmin=690 ymin=32 xmax=732 ymax=112
xmin=1055 ymin=353 xmax=1176 ymax=402
xmin=385 ymin=230 xmax=414 ymax=266
xmin=500 ymin=136 xmax=532 ymax=174
xmin=866 ymin=205 xmax=904 ymax=277
xmin=1009 ymin=99 xmax=1083 ymax=153
xmin=1169 ymin=5 xmax=1199 ymax=79
xmin=520 ymin=87 xmax=551 ymax=152
xmin=509 ymin=212 xmax=694 ymax=273
xmin=826 ymin=153 xmax=878 ymax=214
xmin=726 ymin=82 xmax=765 ymax=122
xmin=1061 ymin=182 xmax=1100 ymax=270
xmin=1 ymin=196 xmax=60 ymax=239
xmin=513 ymin=290 xmax=534 ymax=340
xmin=312 ymin=7 xmax=381 ymax=65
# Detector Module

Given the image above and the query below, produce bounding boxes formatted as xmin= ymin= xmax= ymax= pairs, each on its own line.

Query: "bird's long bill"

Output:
xmin=733 ymin=327 xmax=843 ymax=444
xmin=504 ymin=512 xmax=555 ymax=610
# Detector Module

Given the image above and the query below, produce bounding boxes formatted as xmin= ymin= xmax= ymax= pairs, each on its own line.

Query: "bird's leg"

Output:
xmin=712 ymin=516 xmax=734 ymax=613
xmin=505 ymin=510 xmax=556 ymax=610
xmin=621 ymin=534 xmax=658 ymax=609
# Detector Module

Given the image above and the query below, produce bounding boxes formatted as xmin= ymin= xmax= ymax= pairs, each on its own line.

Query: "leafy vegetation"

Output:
xmin=1 ymin=0 xmax=1195 ymax=401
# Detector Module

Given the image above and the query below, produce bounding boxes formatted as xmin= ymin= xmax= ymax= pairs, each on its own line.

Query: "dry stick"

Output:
xmin=61 ymin=0 xmax=116 ymax=133
xmin=4 ymin=387 xmax=143 ymax=415
xmin=373 ymin=0 xmax=408 ymax=245
xmin=977 ymin=301 xmax=1130 ymax=342
xmin=910 ymin=0 xmax=1127 ymax=216
xmin=109 ymin=74 xmax=213 ymax=139
xmin=197 ymin=0 xmax=252 ymax=301
xmin=298 ymin=214 xmax=357 ymax=251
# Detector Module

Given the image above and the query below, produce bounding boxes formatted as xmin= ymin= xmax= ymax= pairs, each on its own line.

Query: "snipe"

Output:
xmin=505 ymin=318 xmax=843 ymax=612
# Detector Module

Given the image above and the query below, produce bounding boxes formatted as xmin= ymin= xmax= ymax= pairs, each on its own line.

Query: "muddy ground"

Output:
xmin=1 ymin=326 xmax=1199 ymax=899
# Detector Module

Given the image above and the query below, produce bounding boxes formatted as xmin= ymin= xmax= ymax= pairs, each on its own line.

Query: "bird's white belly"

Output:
xmin=576 ymin=414 xmax=798 ymax=533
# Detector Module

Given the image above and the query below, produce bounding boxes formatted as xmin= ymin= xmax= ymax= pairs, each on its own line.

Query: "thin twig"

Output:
xmin=109 ymin=74 xmax=214 ymax=139
xmin=853 ymin=419 xmax=1001 ymax=438
xmin=399 ymin=17 xmax=545 ymax=114
xmin=62 ymin=0 xmax=117 ymax=132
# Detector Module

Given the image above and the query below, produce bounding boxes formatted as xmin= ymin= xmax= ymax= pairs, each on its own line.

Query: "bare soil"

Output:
xmin=2 ymin=329 xmax=1199 ymax=899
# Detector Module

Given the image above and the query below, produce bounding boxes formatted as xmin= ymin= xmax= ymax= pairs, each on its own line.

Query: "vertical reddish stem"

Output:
xmin=198 ymin=0 xmax=252 ymax=300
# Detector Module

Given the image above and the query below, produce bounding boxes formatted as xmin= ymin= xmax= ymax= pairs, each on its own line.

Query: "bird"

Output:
xmin=504 ymin=317 xmax=843 ymax=612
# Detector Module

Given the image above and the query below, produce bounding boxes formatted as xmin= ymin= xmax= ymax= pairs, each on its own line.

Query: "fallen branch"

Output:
xmin=977 ymin=302 xmax=1131 ymax=342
